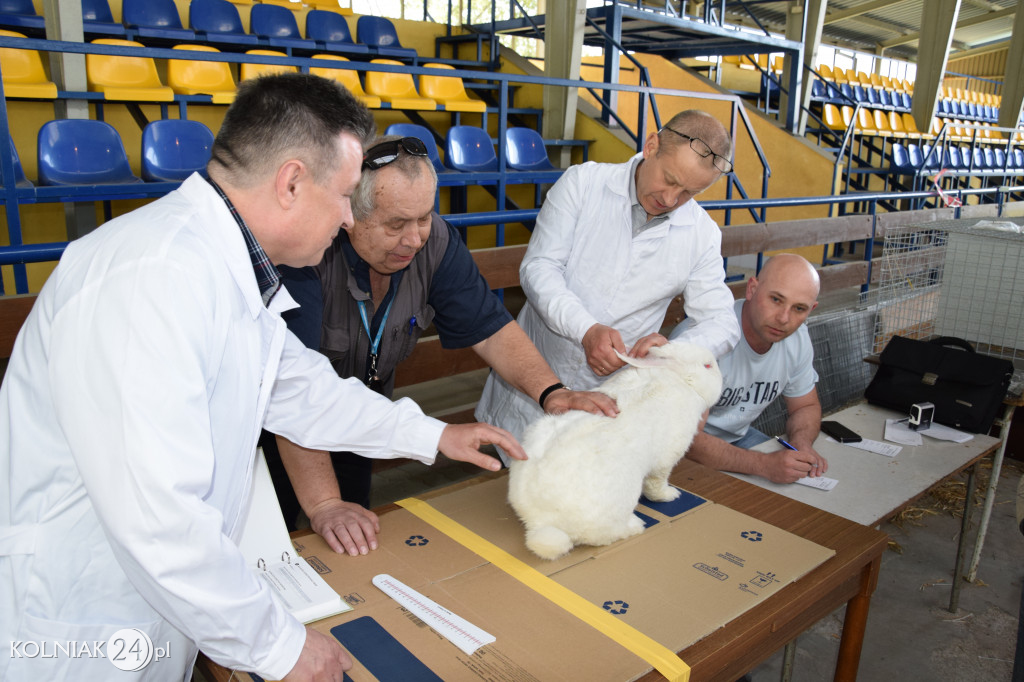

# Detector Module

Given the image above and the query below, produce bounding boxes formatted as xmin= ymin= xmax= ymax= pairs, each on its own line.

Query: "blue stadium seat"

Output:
xmin=249 ymin=4 xmax=316 ymax=53
xmin=982 ymin=146 xmax=995 ymax=169
xmin=305 ymin=10 xmax=369 ymax=56
xmin=877 ymin=89 xmax=893 ymax=110
xmin=384 ymin=123 xmax=449 ymax=174
xmin=82 ymin=0 xmax=127 ymax=38
xmin=189 ymin=0 xmax=259 ymax=48
xmin=2 ymin=138 xmax=32 ymax=188
xmin=838 ymin=82 xmax=855 ymax=105
xmin=890 ymin=142 xmax=911 ymax=174
xmin=971 ymin=147 xmax=988 ymax=171
xmin=906 ymin=143 xmax=923 ymax=171
xmin=1012 ymin=149 xmax=1024 ymax=172
xmin=356 ymin=16 xmax=417 ymax=61
xmin=505 ymin=127 xmax=560 ymax=175
xmin=993 ymin=148 xmax=1007 ymax=173
xmin=0 ymin=0 xmax=44 ymax=34
xmin=122 ymin=0 xmax=196 ymax=43
xmin=899 ymin=92 xmax=912 ymax=111
xmin=809 ymin=79 xmax=826 ymax=102
xmin=141 ymin=119 xmax=214 ymax=182
xmin=446 ymin=125 xmax=498 ymax=173
xmin=37 ymin=119 xmax=142 ymax=186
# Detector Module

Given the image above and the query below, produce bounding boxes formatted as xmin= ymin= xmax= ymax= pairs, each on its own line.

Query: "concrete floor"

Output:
xmin=368 ymin=454 xmax=1024 ymax=682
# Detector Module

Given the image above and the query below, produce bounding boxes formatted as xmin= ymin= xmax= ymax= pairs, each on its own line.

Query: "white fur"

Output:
xmin=508 ymin=343 xmax=723 ymax=560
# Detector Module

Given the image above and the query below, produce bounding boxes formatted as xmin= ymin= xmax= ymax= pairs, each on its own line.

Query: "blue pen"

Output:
xmin=408 ymin=316 xmax=416 ymax=335
xmin=776 ymin=437 xmax=798 ymax=451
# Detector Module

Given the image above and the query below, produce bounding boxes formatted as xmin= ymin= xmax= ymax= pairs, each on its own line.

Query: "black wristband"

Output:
xmin=538 ymin=382 xmax=567 ymax=409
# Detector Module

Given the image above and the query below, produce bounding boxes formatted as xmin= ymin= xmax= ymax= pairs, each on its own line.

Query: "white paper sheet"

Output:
xmin=793 ymin=475 xmax=838 ymax=491
xmin=845 ymin=438 xmax=902 ymax=458
xmin=883 ymin=419 xmax=923 ymax=446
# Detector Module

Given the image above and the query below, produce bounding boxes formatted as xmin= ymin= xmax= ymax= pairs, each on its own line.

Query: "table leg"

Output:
xmin=966 ymin=404 xmax=1015 ymax=582
xmin=780 ymin=640 xmax=797 ymax=682
xmin=949 ymin=462 xmax=979 ymax=613
xmin=834 ymin=555 xmax=881 ymax=682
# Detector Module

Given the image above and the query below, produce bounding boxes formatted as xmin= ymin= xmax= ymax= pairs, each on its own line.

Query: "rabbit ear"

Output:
xmin=614 ymin=348 xmax=665 ymax=369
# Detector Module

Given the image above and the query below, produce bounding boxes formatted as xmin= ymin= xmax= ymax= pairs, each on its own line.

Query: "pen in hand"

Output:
xmin=776 ymin=436 xmax=798 ymax=451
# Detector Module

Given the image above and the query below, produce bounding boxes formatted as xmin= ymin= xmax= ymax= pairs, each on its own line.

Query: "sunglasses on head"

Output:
xmin=362 ymin=137 xmax=429 ymax=170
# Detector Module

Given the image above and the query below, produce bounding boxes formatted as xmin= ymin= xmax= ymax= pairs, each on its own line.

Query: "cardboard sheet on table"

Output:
xmin=286 ymin=474 xmax=834 ymax=681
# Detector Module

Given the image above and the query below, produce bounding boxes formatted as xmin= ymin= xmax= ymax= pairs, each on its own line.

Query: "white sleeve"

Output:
xmin=669 ymin=218 xmax=740 ymax=358
xmin=263 ymin=331 xmax=445 ymax=462
xmin=48 ymin=260 xmax=304 ymax=679
xmin=519 ymin=165 xmax=601 ymax=342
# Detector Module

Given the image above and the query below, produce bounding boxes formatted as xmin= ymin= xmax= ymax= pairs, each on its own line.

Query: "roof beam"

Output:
xmin=880 ymin=5 xmax=1014 ymax=49
xmin=823 ymin=0 xmax=908 ymax=26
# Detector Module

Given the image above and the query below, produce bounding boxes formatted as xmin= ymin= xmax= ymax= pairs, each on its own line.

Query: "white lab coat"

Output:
xmin=0 ymin=174 xmax=445 ymax=681
xmin=476 ymin=155 xmax=739 ymax=448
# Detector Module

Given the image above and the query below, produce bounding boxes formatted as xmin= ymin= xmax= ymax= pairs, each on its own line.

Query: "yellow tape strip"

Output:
xmin=397 ymin=497 xmax=690 ymax=682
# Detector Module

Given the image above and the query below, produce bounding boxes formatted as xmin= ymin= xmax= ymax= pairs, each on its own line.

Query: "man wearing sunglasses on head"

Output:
xmin=477 ymin=110 xmax=741 ymax=454
xmin=265 ymin=135 xmax=619 ymax=557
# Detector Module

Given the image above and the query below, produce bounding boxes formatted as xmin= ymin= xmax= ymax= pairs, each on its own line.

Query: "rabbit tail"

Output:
xmin=525 ymin=525 xmax=574 ymax=561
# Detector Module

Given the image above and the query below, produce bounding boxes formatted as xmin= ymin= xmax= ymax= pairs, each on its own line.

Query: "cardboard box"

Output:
xmin=274 ymin=473 xmax=833 ymax=682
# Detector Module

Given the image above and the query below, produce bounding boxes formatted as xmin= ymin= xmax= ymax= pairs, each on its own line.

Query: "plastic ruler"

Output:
xmin=372 ymin=573 xmax=495 ymax=656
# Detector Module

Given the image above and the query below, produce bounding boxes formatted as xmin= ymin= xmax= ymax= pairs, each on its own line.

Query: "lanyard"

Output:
xmin=357 ymin=295 xmax=395 ymax=389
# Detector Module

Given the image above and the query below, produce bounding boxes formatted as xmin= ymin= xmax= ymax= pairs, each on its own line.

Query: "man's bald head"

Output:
xmin=741 ymin=254 xmax=820 ymax=353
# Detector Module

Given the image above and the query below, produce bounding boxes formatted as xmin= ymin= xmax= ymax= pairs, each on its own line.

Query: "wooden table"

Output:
xmin=196 ymin=460 xmax=887 ymax=682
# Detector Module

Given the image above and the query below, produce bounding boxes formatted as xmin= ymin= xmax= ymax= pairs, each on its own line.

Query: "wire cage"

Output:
xmin=870 ymin=216 xmax=1024 ymax=394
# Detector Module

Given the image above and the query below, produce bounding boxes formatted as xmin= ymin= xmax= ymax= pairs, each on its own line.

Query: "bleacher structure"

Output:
xmin=2 ymin=1 xmax=1023 ymax=402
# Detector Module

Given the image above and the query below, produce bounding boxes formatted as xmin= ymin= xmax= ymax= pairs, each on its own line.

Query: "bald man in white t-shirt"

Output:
xmin=674 ymin=254 xmax=827 ymax=483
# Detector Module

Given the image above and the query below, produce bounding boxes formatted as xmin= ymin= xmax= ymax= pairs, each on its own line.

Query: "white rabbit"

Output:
xmin=508 ymin=342 xmax=723 ymax=560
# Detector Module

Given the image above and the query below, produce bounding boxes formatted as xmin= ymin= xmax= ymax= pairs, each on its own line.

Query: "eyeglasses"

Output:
xmin=362 ymin=137 xmax=429 ymax=171
xmin=659 ymin=126 xmax=733 ymax=174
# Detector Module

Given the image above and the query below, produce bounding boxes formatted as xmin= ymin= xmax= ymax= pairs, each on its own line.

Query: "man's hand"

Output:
xmin=307 ymin=498 xmax=380 ymax=556
xmin=628 ymin=333 xmax=669 ymax=358
xmin=282 ymin=626 xmax=351 ymax=681
xmin=582 ymin=323 xmax=627 ymax=377
xmin=439 ymin=422 xmax=528 ymax=468
xmin=543 ymin=388 xmax=619 ymax=417
xmin=760 ymin=446 xmax=828 ymax=484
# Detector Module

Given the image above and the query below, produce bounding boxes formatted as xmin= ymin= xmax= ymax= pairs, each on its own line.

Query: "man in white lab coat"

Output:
xmin=0 ymin=74 xmax=524 ymax=682
xmin=477 ymin=110 xmax=741 ymax=457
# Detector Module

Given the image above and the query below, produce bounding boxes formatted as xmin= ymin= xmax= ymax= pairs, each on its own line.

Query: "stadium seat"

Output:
xmin=188 ymin=0 xmax=260 ymax=48
xmin=890 ymin=142 xmax=912 ymax=174
xmin=239 ymin=49 xmax=298 ymax=82
xmin=1 ymin=138 xmax=33 ymax=188
xmin=121 ymin=0 xmax=196 ymax=43
xmin=305 ymin=10 xmax=368 ymax=55
xmin=873 ymin=109 xmax=893 ymax=137
xmin=384 ymin=123 xmax=451 ymax=175
xmin=308 ymin=54 xmax=380 ymax=108
xmin=901 ymin=113 xmax=928 ymax=139
xmin=445 ymin=125 xmax=498 ymax=173
xmin=855 ymin=107 xmax=878 ymax=135
xmin=249 ymin=4 xmax=317 ymax=53
xmin=167 ymin=44 xmax=237 ymax=104
xmin=418 ymin=63 xmax=485 ymax=113
xmin=0 ymin=0 xmax=44 ymax=34
xmin=888 ymin=111 xmax=908 ymax=138
xmin=37 ymin=119 xmax=142 ymax=185
xmin=81 ymin=0 xmax=127 ymax=38
xmin=86 ymin=39 xmax=175 ymax=102
xmin=357 ymin=16 xmax=416 ymax=61
xmin=141 ymin=119 xmax=214 ymax=182
xmin=823 ymin=104 xmax=846 ymax=134
xmin=0 ymin=29 xmax=57 ymax=98
xmin=364 ymin=59 xmax=435 ymax=110
xmin=906 ymin=143 xmax=923 ymax=171
xmin=817 ymin=64 xmax=835 ymax=81
xmin=505 ymin=127 xmax=558 ymax=174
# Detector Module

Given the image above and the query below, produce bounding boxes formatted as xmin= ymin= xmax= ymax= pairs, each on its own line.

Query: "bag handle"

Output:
xmin=929 ymin=336 xmax=975 ymax=353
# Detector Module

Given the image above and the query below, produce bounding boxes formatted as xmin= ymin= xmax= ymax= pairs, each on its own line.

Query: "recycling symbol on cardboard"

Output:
xmin=405 ymin=535 xmax=429 ymax=547
xmin=603 ymin=600 xmax=630 ymax=615
xmin=741 ymin=530 xmax=763 ymax=542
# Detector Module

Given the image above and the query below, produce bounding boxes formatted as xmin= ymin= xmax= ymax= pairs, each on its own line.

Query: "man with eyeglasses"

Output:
xmin=265 ymin=135 xmax=619 ymax=557
xmin=477 ymin=110 xmax=741 ymax=456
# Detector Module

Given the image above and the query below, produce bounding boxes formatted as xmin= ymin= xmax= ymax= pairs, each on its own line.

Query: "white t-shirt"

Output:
xmin=674 ymin=299 xmax=818 ymax=442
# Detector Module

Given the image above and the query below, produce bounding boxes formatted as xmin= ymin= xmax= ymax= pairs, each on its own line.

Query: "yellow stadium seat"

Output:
xmin=901 ymin=113 xmax=926 ymax=139
xmin=0 ymin=29 xmax=57 ymax=99
xmin=364 ymin=58 xmax=436 ymax=110
xmin=870 ymin=72 xmax=883 ymax=89
xmin=305 ymin=0 xmax=353 ymax=12
xmin=771 ymin=55 xmax=783 ymax=73
xmin=418 ymin=62 xmax=485 ymax=113
xmin=167 ymin=44 xmax=236 ymax=104
xmin=309 ymin=54 xmax=380 ymax=108
xmin=855 ymin=107 xmax=878 ymax=135
xmin=86 ymin=38 xmax=174 ymax=102
xmin=823 ymin=103 xmax=846 ymax=132
xmin=817 ymin=64 xmax=835 ymax=81
xmin=240 ymin=49 xmax=298 ymax=82
xmin=873 ymin=109 xmax=893 ymax=137
xmin=888 ymin=111 xmax=909 ymax=138
xmin=832 ymin=68 xmax=848 ymax=84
